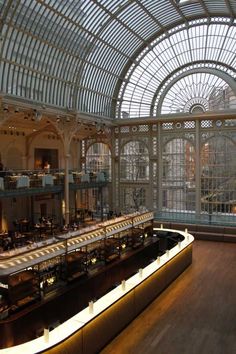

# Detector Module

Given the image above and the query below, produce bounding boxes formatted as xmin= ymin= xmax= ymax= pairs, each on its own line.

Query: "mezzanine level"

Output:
xmin=0 ymin=170 xmax=109 ymax=198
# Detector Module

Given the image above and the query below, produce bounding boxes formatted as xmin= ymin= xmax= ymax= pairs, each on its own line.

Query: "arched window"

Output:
xmin=120 ymin=141 xmax=149 ymax=181
xmin=120 ymin=141 xmax=149 ymax=212
xmin=86 ymin=143 xmax=111 ymax=180
xmin=162 ymin=138 xmax=196 ymax=214
xmin=201 ymin=136 xmax=236 ymax=221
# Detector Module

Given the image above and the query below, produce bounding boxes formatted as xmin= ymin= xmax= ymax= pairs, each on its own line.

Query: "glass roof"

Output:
xmin=0 ymin=0 xmax=236 ymax=119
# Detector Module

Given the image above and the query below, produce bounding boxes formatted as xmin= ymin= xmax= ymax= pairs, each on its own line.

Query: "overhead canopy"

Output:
xmin=0 ymin=0 xmax=236 ymax=119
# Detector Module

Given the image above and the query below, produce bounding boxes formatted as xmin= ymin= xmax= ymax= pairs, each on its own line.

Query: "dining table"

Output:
xmin=11 ymin=175 xmax=30 ymax=188
xmin=40 ymin=174 xmax=54 ymax=187
xmin=19 ymin=176 xmax=30 ymax=188
xmin=96 ymin=172 xmax=105 ymax=182
xmin=81 ymin=173 xmax=90 ymax=182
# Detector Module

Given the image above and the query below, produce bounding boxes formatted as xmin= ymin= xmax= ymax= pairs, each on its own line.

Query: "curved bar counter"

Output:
xmin=0 ymin=227 xmax=194 ymax=354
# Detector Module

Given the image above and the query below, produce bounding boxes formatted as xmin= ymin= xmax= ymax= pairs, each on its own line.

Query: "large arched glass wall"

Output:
xmin=118 ymin=19 xmax=236 ymax=118
xmin=113 ymin=117 xmax=236 ymax=225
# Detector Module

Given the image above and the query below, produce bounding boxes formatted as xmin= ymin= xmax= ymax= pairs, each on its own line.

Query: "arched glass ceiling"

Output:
xmin=160 ymin=72 xmax=231 ymax=114
xmin=118 ymin=19 xmax=236 ymax=118
xmin=0 ymin=0 xmax=236 ymax=119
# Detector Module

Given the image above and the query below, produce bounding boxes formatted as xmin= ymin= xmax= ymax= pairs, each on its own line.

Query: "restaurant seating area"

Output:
xmin=0 ymin=167 xmax=109 ymax=257
xmin=0 ymin=219 xmax=55 ymax=252
xmin=0 ymin=213 xmax=98 ymax=253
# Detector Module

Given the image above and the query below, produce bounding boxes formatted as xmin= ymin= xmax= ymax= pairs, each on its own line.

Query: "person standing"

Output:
xmin=44 ymin=161 xmax=50 ymax=173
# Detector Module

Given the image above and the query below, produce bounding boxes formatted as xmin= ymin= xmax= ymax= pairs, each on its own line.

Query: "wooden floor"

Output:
xmin=101 ymin=241 xmax=236 ymax=354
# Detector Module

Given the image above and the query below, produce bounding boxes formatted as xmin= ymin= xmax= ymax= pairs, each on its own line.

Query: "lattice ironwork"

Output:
xmin=120 ymin=126 xmax=130 ymax=133
xmin=138 ymin=125 xmax=149 ymax=132
xmin=184 ymin=121 xmax=195 ymax=129
xmin=162 ymin=122 xmax=174 ymax=130
xmin=152 ymin=137 xmax=158 ymax=155
xmin=201 ymin=120 xmax=213 ymax=128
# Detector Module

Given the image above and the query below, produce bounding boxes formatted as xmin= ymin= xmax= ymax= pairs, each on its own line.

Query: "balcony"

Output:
xmin=0 ymin=170 xmax=109 ymax=197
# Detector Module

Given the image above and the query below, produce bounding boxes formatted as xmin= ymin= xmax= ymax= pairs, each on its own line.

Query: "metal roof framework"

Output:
xmin=0 ymin=0 xmax=236 ymax=120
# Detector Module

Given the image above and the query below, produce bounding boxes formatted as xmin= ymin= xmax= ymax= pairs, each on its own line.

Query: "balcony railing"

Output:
xmin=0 ymin=169 xmax=108 ymax=193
